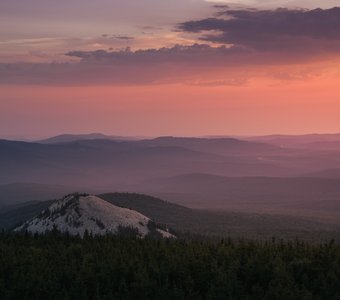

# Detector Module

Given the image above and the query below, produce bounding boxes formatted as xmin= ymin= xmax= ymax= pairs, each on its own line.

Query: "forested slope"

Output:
xmin=1 ymin=232 xmax=340 ymax=300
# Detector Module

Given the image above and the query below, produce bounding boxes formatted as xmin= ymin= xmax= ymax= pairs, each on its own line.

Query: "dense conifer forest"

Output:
xmin=1 ymin=231 xmax=340 ymax=299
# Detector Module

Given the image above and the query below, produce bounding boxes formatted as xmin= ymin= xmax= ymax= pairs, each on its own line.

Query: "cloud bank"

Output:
xmin=179 ymin=7 xmax=340 ymax=51
xmin=1 ymin=7 xmax=340 ymax=86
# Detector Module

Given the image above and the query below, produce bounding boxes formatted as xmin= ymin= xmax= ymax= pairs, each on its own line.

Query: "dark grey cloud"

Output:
xmin=102 ymin=34 xmax=134 ymax=40
xmin=0 ymin=44 xmax=254 ymax=86
xmin=65 ymin=44 xmax=248 ymax=64
xmin=178 ymin=7 xmax=340 ymax=51
xmin=113 ymin=35 xmax=134 ymax=40
xmin=213 ymin=4 xmax=230 ymax=10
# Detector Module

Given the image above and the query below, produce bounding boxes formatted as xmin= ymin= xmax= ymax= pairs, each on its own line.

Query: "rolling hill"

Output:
xmin=142 ymin=173 xmax=340 ymax=215
xmin=15 ymin=193 xmax=173 ymax=238
xmin=2 ymin=192 xmax=340 ymax=241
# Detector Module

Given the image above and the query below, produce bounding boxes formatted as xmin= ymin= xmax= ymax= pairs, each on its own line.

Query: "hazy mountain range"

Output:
xmin=3 ymin=134 xmax=340 ymax=188
xmin=37 ymin=133 xmax=141 ymax=144
xmin=2 ymin=133 xmax=340 ymax=237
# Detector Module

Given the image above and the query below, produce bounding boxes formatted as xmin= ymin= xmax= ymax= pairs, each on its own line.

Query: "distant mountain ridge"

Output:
xmin=0 ymin=137 xmax=290 ymax=187
xmin=37 ymin=133 xmax=139 ymax=144
xmin=247 ymin=133 xmax=340 ymax=148
xmin=4 ymin=134 xmax=340 ymax=217
xmin=143 ymin=173 xmax=340 ymax=213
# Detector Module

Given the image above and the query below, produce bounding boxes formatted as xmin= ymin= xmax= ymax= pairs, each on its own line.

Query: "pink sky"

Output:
xmin=2 ymin=73 xmax=340 ymax=139
xmin=1 ymin=1 xmax=340 ymax=139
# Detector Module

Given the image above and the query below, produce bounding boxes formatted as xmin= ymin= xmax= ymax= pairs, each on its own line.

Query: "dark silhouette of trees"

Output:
xmin=1 ymin=231 xmax=340 ymax=299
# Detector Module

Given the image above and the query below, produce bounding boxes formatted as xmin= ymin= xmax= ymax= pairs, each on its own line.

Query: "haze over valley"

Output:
xmin=2 ymin=133 xmax=340 ymax=239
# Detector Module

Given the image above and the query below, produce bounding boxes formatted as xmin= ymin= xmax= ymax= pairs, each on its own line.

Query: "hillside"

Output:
xmin=15 ymin=194 xmax=173 ymax=238
xmin=2 ymin=192 xmax=339 ymax=241
xmin=62 ymin=193 xmax=340 ymax=241
xmin=3 ymin=233 xmax=340 ymax=300
xmin=143 ymin=174 xmax=340 ymax=214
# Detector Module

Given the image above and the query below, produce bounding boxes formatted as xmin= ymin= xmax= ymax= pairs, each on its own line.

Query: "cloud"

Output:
xmin=65 ymin=44 xmax=248 ymax=64
xmin=1 ymin=7 xmax=340 ymax=86
xmin=0 ymin=44 xmax=254 ymax=85
xmin=178 ymin=7 xmax=340 ymax=52
xmin=102 ymin=34 xmax=135 ymax=41
xmin=0 ymin=42 xmax=337 ymax=86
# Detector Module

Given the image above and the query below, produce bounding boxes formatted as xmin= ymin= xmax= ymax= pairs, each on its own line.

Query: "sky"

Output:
xmin=1 ymin=0 xmax=340 ymax=139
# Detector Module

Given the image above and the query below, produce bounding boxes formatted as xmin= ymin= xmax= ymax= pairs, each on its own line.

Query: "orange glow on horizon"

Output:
xmin=1 ymin=65 xmax=340 ymax=139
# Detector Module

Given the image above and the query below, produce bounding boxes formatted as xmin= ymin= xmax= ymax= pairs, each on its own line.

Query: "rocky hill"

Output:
xmin=15 ymin=193 xmax=173 ymax=238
